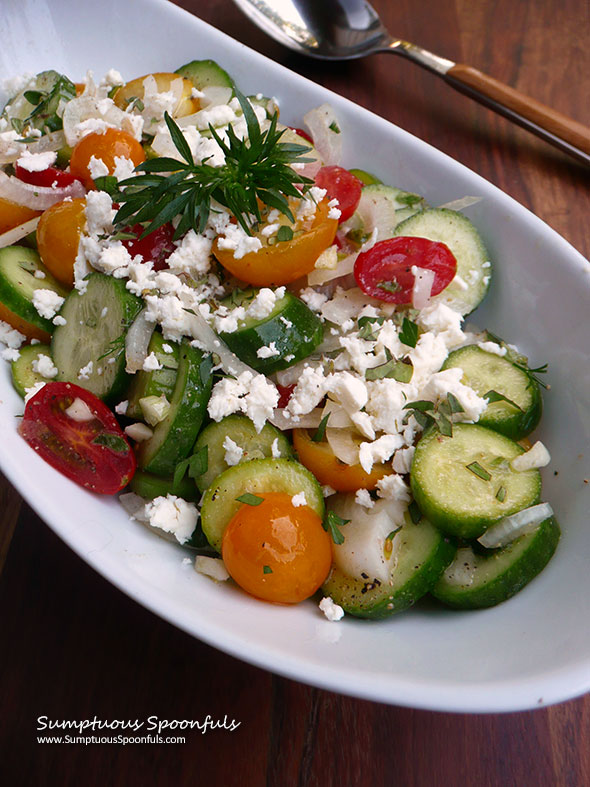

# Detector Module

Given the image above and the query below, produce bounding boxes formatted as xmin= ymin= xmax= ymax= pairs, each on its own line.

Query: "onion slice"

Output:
xmin=477 ymin=503 xmax=554 ymax=549
xmin=125 ymin=309 xmax=155 ymax=374
xmin=411 ymin=266 xmax=435 ymax=310
xmin=187 ymin=307 xmax=258 ymax=378
xmin=0 ymin=216 xmax=40 ymax=249
xmin=303 ymin=104 xmax=342 ymax=166
xmin=0 ymin=170 xmax=85 ymax=210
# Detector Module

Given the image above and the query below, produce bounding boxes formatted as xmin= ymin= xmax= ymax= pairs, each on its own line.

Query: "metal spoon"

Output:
xmin=232 ymin=0 xmax=590 ymax=166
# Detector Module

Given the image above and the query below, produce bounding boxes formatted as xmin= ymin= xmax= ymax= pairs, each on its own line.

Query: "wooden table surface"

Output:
xmin=1 ymin=0 xmax=589 ymax=784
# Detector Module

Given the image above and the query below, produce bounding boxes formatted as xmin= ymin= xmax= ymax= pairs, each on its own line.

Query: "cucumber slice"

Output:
xmin=345 ymin=183 xmax=427 ymax=244
xmin=2 ymin=70 xmax=76 ymax=134
xmin=0 ymin=246 xmax=68 ymax=334
xmin=218 ymin=290 xmax=323 ymax=374
xmin=431 ymin=516 xmax=560 ymax=608
xmin=394 ymin=208 xmax=491 ymax=315
xmin=321 ymin=497 xmax=456 ymax=620
xmin=442 ymin=345 xmax=542 ymax=439
xmin=411 ymin=424 xmax=542 ymax=539
xmin=10 ymin=343 xmax=53 ymax=397
xmin=348 ymin=168 xmax=382 ymax=186
xmin=137 ymin=340 xmax=212 ymax=476
xmin=193 ymin=414 xmax=292 ymax=493
xmin=126 ymin=332 xmax=179 ymax=419
xmin=200 ymin=458 xmax=325 ymax=553
xmin=175 ymin=59 xmax=234 ymax=90
xmin=129 ymin=469 xmax=201 ymax=503
xmin=51 ymin=272 xmax=143 ymax=402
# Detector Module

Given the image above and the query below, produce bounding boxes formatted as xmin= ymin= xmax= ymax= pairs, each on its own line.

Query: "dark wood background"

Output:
xmin=1 ymin=1 xmax=589 ymax=784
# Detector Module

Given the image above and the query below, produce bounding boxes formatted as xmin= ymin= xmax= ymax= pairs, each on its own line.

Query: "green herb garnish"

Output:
xmin=365 ymin=349 xmax=413 ymax=382
xmin=311 ymin=413 xmax=330 ymax=443
xmin=92 ymin=433 xmax=129 ymax=453
xmin=276 ymin=225 xmax=294 ymax=243
xmin=322 ymin=510 xmax=349 ymax=545
xmin=376 ymin=280 xmax=401 ymax=295
xmin=466 ymin=461 xmax=492 ymax=481
xmin=173 ymin=446 xmax=209 ymax=491
xmin=496 ymin=486 xmax=507 ymax=502
xmin=484 ymin=389 xmax=523 ymax=411
xmin=514 ymin=362 xmax=549 ymax=390
xmin=235 ymin=492 xmax=264 ymax=506
xmin=398 ymin=317 xmax=419 ymax=348
xmin=109 ymin=88 xmax=315 ymax=239
xmin=408 ymin=501 xmax=422 ymax=524
xmin=263 ymin=565 xmax=273 ymax=574
xmin=328 ymin=121 xmax=341 ymax=134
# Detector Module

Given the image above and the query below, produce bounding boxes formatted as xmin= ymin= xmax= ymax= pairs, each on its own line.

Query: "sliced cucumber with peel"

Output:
xmin=126 ymin=331 xmax=179 ymax=419
xmin=51 ymin=272 xmax=143 ymax=403
xmin=137 ymin=339 xmax=212 ymax=476
xmin=442 ymin=345 xmax=542 ymax=440
xmin=10 ymin=343 xmax=53 ymax=397
xmin=201 ymin=458 xmax=325 ymax=553
xmin=321 ymin=496 xmax=455 ymax=620
xmin=431 ymin=516 xmax=560 ymax=609
xmin=345 ymin=183 xmax=427 ymax=244
xmin=193 ymin=414 xmax=292 ymax=493
xmin=0 ymin=246 xmax=68 ymax=334
xmin=129 ymin=469 xmax=202 ymax=503
xmin=175 ymin=59 xmax=234 ymax=90
xmin=394 ymin=208 xmax=491 ymax=315
xmin=411 ymin=424 xmax=541 ymax=540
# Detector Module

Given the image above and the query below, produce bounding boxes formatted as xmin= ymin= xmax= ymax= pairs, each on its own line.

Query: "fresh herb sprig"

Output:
xmin=107 ymin=88 xmax=315 ymax=239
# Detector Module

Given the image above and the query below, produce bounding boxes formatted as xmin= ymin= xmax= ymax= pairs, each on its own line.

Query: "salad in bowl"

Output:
xmin=0 ymin=57 xmax=559 ymax=623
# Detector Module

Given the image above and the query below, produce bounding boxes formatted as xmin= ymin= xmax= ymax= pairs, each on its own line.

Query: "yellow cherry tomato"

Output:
xmin=69 ymin=128 xmax=145 ymax=190
xmin=0 ymin=197 xmax=41 ymax=235
xmin=221 ymin=492 xmax=332 ymax=604
xmin=0 ymin=300 xmax=50 ymax=343
xmin=36 ymin=198 xmax=87 ymax=288
xmin=112 ymin=72 xmax=200 ymax=118
xmin=293 ymin=429 xmax=392 ymax=493
xmin=213 ymin=199 xmax=338 ymax=286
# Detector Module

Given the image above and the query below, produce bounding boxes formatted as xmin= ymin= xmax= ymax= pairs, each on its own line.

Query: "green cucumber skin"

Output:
xmin=0 ymin=247 xmax=67 ymax=333
xmin=128 ymin=469 xmax=201 ymax=503
xmin=175 ymin=59 xmax=234 ymax=90
xmin=10 ymin=344 xmax=52 ymax=398
xmin=52 ymin=273 xmax=143 ymax=404
xmin=201 ymin=458 xmax=325 ymax=554
xmin=322 ymin=525 xmax=456 ymax=620
xmin=348 ymin=169 xmax=382 ymax=186
xmin=219 ymin=293 xmax=323 ymax=375
xmin=394 ymin=208 xmax=491 ymax=316
xmin=410 ymin=424 xmax=542 ymax=540
xmin=431 ymin=516 xmax=560 ymax=609
xmin=126 ymin=332 xmax=179 ymax=419
xmin=442 ymin=345 xmax=542 ymax=440
xmin=138 ymin=341 xmax=212 ymax=477
xmin=193 ymin=414 xmax=292 ymax=493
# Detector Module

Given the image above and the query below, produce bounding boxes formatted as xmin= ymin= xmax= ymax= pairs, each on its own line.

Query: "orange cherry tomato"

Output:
xmin=213 ymin=199 xmax=338 ymax=286
xmin=0 ymin=300 xmax=50 ymax=343
xmin=69 ymin=128 xmax=145 ymax=190
xmin=37 ymin=198 xmax=87 ymax=288
xmin=0 ymin=196 xmax=41 ymax=235
xmin=293 ymin=429 xmax=392 ymax=493
xmin=113 ymin=73 xmax=200 ymax=118
xmin=221 ymin=492 xmax=332 ymax=604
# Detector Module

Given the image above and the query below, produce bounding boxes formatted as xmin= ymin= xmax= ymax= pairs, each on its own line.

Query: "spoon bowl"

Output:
xmin=233 ymin=0 xmax=590 ymax=165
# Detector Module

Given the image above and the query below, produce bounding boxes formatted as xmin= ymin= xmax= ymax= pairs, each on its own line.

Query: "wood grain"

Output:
xmin=1 ymin=0 xmax=589 ymax=784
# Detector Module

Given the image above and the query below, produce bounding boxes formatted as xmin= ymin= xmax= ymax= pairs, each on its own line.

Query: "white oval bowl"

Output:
xmin=1 ymin=0 xmax=589 ymax=712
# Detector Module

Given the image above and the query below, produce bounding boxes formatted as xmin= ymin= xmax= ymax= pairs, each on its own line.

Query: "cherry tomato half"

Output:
xmin=221 ymin=492 xmax=332 ymax=604
xmin=14 ymin=163 xmax=81 ymax=189
xmin=37 ymin=198 xmax=87 ymax=288
xmin=288 ymin=126 xmax=313 ymax=144
xmin=314 ymin=165 xmax=363 ymax=223
xmin=0 ymin=196 xmax=41 ymax=235
xmin=121 ymin=222 xmax=176 ymax=271
xmin=69 ymin=128 xmax=145 ymax=190
xmin=276 ymin=383 xmax=296 ymax=409
xmin=354 ymin=236 xmax=457 ymax=304
xmin=19 ymin=382 xmax=136 ymax=494
xmin=293 ymin=429 xmax=391 ymax=493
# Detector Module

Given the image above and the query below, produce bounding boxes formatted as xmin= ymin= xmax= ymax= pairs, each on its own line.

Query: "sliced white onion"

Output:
xmin=62 ymin=95 xmax=142 ymax=146
xmin=269 ymin=409 xmax=321 ymax=431
xmin=446 ymin=547 xmax=476 ymax=586
xmin=0 ymin=216 xmax=40 ymax=249
xmin=125 ymin=309 xmax=155 ymax=374
xmin=478 ymin=503 xmax=554 ymax=549
xmin=0 ymin=130 xmax=66 ymax=165
xmin=411 ymin=266 xmax=435 ymax=310
xmin=187 ymin=307 xmax=257 ymax=378
xmin=0 ymin=170 xmax=86 ymax=210
xmin=326 ymin=427 xmax=360 ymax=465
xmin=308 ymin=250 xmax=357 ymax=286
xmin=438 ymin=196 xmax=483 ymax=211
xmin=303 ymin=103 xmax=342 ymax=165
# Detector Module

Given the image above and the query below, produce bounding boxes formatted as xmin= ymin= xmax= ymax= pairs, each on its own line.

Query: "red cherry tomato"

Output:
xmin=14 ymin=163 xmax=81 ymax=189
xmin=276 ymin=383 xmax=296 ymax=409
xmin=19 ymin=382 xmax=136 ymax=494
xmin=314 ymin=165 xmax=363 ymax=223
xmin=354 ymin=236 xmax=457 ymax=304
xmin=121 ymin=223 xmax=176 ymax=271
xmin=289 ymin=126 xmax=313 ymax=144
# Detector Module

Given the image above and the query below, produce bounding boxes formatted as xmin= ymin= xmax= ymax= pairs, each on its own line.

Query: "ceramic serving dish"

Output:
xmin=1 ymin=0 xmax=589 ymax=712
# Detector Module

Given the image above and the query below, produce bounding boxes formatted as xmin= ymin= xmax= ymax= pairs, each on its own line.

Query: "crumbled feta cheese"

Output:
xmin=392 ymin=446 xmax=415 ymax=474
xmin=287 ymin=366 xmax=327 ymax=416
xmin=354 ymin=489 xmax=374 ymax=508
xmin=0 ymin=320 xmax=25 ymax=349
xmin=510 ymin=441 xmax=551 ymax=471
xmin=322 ymin=485 xmax=336 ymax=497
xmin=52 ymin=315 xmax=67 ymax=326
xmin=32 ymin=354 xmax=58 ymax=379
xmin=16 ymin=149 xmax=57 ymax=172
xmin=125 ymin=422 xmax=154 ymax=442
xmin=88 ymin=154 xmax=109 ymax=179
xmin=144 ymin=494 xmax=198 ymax=544
xmin=246 ymin=287 xmax=286 ymax=320
xmin=256 ymin=342 xmax=280 ymax=359
xmin=1 ymin=347 xmax=20 ymax=362
xmin=223 ymin=435 xmax=244 ymax=466
xmin=84 ymin=190 xmax=114 ymax=236
xmin=142 ymin=352 xmax=163 ymax=372
xmin=34 ymin=270 xmax=46 ymax=279
xmin=166 ymin=229 xmax=213 ymax=277
xmin=32 ymin=289 xmax=64 ymax=320
xmin=208 ymin=370 xmax=278 ymax=432
xmin=24 ymin=381 xmax=46 ymax=404
xmin=376 ymin=474 xmax=411 ymax=502
xmin=477 ymin=341 xmax=507 ymax=357
xmin=195 ymin=556 xmax=230 ymax=582
xmin=271 ymin=438 xmax=281 ymax=458
xmin=358 ymin=434 xmax=403 ymax=474
xmin=115 ymin=400 xmax=129 ymax=415
xmin=299 ymin=287 xmax=328 ymax=312
xmin=65 ymin=397 xmax=95 ymax=422
xmin=319 ymin=596 xmax=344 ymax=622
xmin=291 ymin=492 xmax=307 ymax=507
xmin=77 ymin=360 xmax=93 ymax=380
xmin=328 ymin=372 xmax=368 ymax=415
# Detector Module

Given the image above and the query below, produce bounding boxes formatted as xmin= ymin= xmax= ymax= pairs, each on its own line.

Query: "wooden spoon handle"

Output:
xmin=445 ymin=63 xmax=590 ymax=161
